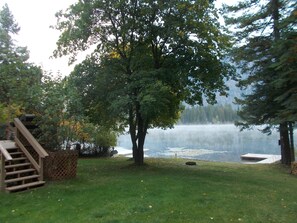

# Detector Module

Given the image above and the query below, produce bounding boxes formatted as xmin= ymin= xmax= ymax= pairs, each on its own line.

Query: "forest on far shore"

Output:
xmin=179 ymin=104 xmax=239 ymax=124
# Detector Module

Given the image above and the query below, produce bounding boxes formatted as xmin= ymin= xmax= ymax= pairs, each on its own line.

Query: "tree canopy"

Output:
xmin=54 ymin=0 xmax=234 ymax=165
xmin=29 ymin=73 xmax=117 ymax=151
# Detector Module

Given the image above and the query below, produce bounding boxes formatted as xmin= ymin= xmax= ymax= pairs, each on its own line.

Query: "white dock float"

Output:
xmin=241 ymin=153 xmax=281 ymax=164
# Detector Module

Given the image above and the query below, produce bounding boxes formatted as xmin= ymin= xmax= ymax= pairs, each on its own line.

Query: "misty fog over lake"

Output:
xmin=116 ymin=124 xmax=297 ymax=162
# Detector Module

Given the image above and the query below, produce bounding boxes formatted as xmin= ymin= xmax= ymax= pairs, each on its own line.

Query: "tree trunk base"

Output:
xmin=291 ymin=162 xmax=297 ymax=175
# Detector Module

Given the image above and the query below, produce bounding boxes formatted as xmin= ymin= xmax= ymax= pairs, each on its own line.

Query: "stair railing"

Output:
xmin=0 ymin=145 xmax=13 ymax=191
xmin=14 ymin=118 xmax=49 ymax=181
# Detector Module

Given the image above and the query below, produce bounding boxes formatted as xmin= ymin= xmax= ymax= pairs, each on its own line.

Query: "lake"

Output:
xmin=116 ymin=124 xmax=297 ymax=162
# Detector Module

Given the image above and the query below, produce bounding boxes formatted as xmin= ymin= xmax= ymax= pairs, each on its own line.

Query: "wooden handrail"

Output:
xmin=0 ymin=147 xmax=13 ymax=161
xmin=1 ymin=141 xmax=13 ymax=191
xmin=0 ymin=143 xmax=13 ymax=161
xmin=14 ymin=118 xmax=49 ymax=158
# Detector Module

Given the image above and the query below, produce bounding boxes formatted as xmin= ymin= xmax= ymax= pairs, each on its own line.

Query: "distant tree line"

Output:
xmin=179 ymin=104 xmax=239 ymax=124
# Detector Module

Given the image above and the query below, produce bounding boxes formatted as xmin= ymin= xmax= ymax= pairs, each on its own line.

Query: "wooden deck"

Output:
xmin=241 ymin=153 xmax=281 ymax=164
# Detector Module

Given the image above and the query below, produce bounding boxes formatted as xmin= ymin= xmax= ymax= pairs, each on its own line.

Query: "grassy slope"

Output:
xmin=0 ymin=158 xmax=296 ymax=223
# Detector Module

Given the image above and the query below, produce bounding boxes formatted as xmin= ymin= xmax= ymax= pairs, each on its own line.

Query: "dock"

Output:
xmin=241 ymin=153 xmax=281 ymax=164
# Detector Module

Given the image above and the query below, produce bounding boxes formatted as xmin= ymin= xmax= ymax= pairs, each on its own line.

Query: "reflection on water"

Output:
xmin=116 ymin=124 xmax=297 ymax=162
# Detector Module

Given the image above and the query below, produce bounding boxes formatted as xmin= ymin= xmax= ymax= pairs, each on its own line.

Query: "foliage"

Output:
xmin=0 ymin=4 xmax=42 ymax=122
xmin=223 ymin=0 xmax=296 ymax=164
xmin=0 ymin=102 xmax=22 ymax=123
xmin=64 ymin=74 xmax=117 ymax=149
xmin=0 ymin=158 xmax=297 ymax=222
xmin=0 ymin=4 xmax=116 ymax=150
xmin=54 ymin=0 xmax=234 ymax=165
xmin=223 ymin=0 xmax=296 ymax=127
xmin=83 ymin=123 xmax=117 ymax=148
xmin=30 ymin=74 xmax=67 ymax=150
xmin=179 ymin=104 xmax=239 ymax=124
xmin=272 ymin=21 xmax=297 ymax=123
xmin=30 ymin=74 xmax=117 ymax=151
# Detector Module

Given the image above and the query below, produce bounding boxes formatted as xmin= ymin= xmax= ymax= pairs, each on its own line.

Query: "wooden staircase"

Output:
xmin=1 ymin=140 xmax=45 ymax=192
xmin=0 ymin=118 xmax=48 ymax=193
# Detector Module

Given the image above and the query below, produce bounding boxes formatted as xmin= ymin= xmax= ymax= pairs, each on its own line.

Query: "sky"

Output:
xmin=1 ymin=0 xmax=78 ymax=76
xmin=0 ymin=0 xmax=237 ymax=77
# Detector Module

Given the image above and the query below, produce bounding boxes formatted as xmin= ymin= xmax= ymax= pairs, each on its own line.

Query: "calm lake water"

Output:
xmin=116 ymin=124 xmax=297 ymax=162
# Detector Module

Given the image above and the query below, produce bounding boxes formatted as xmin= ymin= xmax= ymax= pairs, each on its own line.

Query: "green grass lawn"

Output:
xmin=1 ymin=158 xmax=296 ymax=223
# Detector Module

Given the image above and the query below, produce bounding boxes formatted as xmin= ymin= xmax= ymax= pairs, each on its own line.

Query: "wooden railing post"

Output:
xmin=15 ymin=127 xmax=20 ymax=141
xmin=0 ymin=153 xmax=6 ymax=191
xmin=39 ymin=157 xmax=44 ymax=181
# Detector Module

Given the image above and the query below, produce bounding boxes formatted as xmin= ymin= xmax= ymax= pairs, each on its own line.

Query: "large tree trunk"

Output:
xmin=279 ymin=122 xmax=292 ymax=165
xmin=130 ymin=127 xmax=146 ymax=165
xmin=129 ymin=123 xmax=137 ymax=161
xmin=129 ymin=107 xmax=137 ymax=160
xmin=134 ymin=139 xmax=144 ymax=165
xmin=289 ymin=122 xmax=295 ymax=162
xmin=134 ymin=112 xmax=147 ymax=165
xmin=129 ymin=106 xmax=147 ymax=165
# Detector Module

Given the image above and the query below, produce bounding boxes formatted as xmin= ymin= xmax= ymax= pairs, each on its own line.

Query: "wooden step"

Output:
xmin=6 ymin=168 xmax=36 ymax=176
xmin=5 ymin=163 xmax=31 ymax=169
xmin=5 ymin=147 xmax=18 ymax=150
xmin=6 ymin=181 xmax=45 ymax=192
xmin=9 ymin=152 xmax=23 ymax=156
xmin=5 ymin=157 xmax=27 ymax=165
xmin=11 ymin=157 xmax=27 ymax=162
xmin=4 ymin=157 xmax=27 ymax=163
xmin=5 ymin=175 xmax=40 ymax=183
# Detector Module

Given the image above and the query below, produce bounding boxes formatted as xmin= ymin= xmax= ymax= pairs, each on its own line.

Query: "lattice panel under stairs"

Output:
xmin=44 ymin=151 xmax=78 ymax=181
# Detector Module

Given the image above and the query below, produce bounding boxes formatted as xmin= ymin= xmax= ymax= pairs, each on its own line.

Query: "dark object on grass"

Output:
xmin=78 ymin=145 xmax=117 ymax=158
xmin=186 ymin=161 xmax=197 ymax=166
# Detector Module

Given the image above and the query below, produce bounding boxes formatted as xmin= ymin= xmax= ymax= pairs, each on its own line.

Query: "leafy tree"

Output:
xmin=31 ymin=74 xmax=66 ymax=150
xmin=0 ymin=4 xmax=42 ymax=123
xmin=54 ymin=0 xmax=234 ymax=165
xmin=29 ymin=73 xmax=117 ymax=151
xmin=63 ymin=76 xmax=117 ymax=151
xmin=223 ymin=0 xmax=296 ymax=164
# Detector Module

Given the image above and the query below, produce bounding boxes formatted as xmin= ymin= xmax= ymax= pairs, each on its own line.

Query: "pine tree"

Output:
xmin=0 ymin=4 xmax=42 ymax=116
xmin=223 ymin=0 xmax=296 ymax=164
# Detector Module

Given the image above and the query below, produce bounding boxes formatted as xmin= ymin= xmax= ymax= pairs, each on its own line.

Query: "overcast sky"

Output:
xmin=0 ymin=0 xmax=237 ymax=77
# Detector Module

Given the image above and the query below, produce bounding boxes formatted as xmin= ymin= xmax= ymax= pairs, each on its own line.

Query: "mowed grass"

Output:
xmin=0 ymin=158 xmax=297 ymax=223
